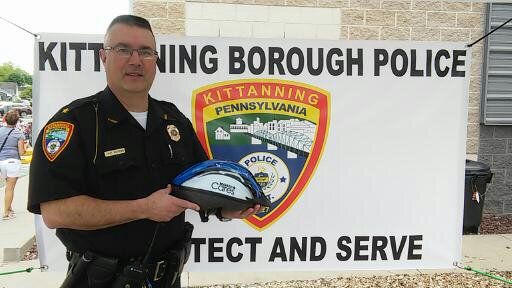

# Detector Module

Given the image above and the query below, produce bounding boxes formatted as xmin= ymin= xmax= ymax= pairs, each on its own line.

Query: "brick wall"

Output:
xmin=185 ymin=3 xmax=341 ymax=38
xmin=133 ymin=1 xmax=187 ymax=34
xmin=479 ymin=125 xmax=512 ymax=215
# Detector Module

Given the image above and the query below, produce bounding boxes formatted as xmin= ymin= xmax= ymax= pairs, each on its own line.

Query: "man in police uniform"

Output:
xmin=28 ymin=15 xmax=261 ymax=288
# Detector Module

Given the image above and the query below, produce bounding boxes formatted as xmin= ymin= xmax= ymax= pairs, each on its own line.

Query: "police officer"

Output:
xmin=27 ymin=15 xmax=261 ymax=288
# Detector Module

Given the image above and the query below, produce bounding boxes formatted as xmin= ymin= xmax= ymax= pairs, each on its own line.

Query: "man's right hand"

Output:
xmin=143 ymin=184 xmax=200 ymax=222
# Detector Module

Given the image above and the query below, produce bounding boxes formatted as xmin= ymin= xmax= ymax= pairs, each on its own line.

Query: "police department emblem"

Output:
xmin=46 ymin=140 xmax=61 ymax=154
xmin=193 ymin=79 xmax=330 ymax=230
xmin=42 ymin=121 xmax=74 ymax=162
xmin=240 ymin=152 xmax=290 ymax=203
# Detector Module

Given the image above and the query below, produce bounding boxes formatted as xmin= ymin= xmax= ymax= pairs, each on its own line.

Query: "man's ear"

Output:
xmin=99 ymin=49 xmax=107 ymax=65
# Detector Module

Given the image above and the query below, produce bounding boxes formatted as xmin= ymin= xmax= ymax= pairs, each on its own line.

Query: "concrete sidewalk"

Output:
xmin=1 ymin=167 xmax=511 ymax=287
xmin=0 ymin=165 xmax=33 ymax=263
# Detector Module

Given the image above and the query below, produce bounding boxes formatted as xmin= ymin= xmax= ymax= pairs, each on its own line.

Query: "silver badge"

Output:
xmin=167 ymin=125 xmax=180 ymax=142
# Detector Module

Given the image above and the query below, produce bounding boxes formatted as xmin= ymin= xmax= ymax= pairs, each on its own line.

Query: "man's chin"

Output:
xmin=121 ymin=83 xmax=149 ymax=95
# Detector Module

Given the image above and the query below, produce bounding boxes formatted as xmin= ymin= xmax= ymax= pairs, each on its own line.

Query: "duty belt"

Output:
xmin=60 ymin=222 xmax=194 ymax=288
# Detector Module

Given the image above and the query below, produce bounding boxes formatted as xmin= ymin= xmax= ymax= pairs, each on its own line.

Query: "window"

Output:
xmin=482 ymin=3 xmax=512 ymax=124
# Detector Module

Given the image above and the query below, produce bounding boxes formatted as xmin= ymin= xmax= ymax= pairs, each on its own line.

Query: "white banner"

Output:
xmin=33 ymin=33 xmax=470 ymax=272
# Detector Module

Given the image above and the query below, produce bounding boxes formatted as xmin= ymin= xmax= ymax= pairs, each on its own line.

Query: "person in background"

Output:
xmin=1 ymin=110 xmax=26 ymax=220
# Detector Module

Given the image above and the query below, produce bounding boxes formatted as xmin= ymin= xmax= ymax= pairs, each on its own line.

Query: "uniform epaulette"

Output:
xmin=155 ymin=99 xmax=187 ymax=120
xmin=60 ymin=93 xmax=101 ymax=114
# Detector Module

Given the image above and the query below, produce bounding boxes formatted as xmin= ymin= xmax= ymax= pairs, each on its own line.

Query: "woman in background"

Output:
xmin=1 ymin=110 xmax=26 ymax=220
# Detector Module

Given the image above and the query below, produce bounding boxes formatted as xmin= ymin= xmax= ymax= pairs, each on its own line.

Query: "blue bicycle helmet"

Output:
xmin=171 ymin=160 xmax=271 ymax=221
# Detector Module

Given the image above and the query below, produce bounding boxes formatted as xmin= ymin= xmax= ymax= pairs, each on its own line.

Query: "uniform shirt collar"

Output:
xmin=100 ymin=86 xmax=131 ymax=125
xmin=100 ymin=86 xmax=173 ymax=133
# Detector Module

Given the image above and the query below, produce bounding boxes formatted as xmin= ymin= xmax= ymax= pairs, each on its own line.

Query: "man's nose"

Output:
xmin=127 ymin=50 xmax=143 ymax=64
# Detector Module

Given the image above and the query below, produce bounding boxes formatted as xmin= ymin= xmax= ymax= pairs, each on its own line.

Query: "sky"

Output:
xmin=0 ymin=0 xmax=130 ymax=73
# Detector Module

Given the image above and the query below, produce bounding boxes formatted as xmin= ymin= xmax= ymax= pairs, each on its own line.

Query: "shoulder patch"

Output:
xmin=42 ymin=121 xmax=75 ymax=162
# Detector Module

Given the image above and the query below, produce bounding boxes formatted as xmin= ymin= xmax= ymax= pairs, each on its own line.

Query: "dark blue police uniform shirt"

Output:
xmin=28 ymin=87 xmax=207 ymax=258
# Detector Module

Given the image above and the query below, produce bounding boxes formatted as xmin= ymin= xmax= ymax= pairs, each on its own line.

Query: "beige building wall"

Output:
xmin=133 ymin=0 xmax=486 ymax=157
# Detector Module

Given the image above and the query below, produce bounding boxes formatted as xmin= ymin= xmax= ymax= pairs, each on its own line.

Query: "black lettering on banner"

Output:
xmin=269 ymin=237 xmax=287 ymax=262
xmin=390 ymin=236 xmax=407 ymax=260
xmin=69 ymin=42 xmax=86 ymax=72
xmin=209 ymin=238 xmax=224 ymax=262
xmin=289 ymin=237 xmax=307 ymax=261
xmin=180 ymin=45 xmax=197 ymax=73
xmin=374 ymin=49 xmax=388 ymax=76
xmin=452 ymin=50 xmax=466 ymax=77
xmin=191 ymin=235 xmax=422 ymax=263
xmin=347 ymin=48 xmax=363 ymax=76
xmin=248 ymin=46 xmax=266 ymax=75
xmin=226 ymin=237 xmax=243 ymax=262
xmin=88 ymin=43 xmax=103 ymax=72
xmin=191 ymin=238 xmax=206 ymax=262
xmin=35 ymin=41 xmax=467 ymax=78
xmin=310 ymin=237 xmax=326 ymax=261
xmin=407 ymin=235 xmax=423 ymax=260
xmin=60 ymin=42 xmax=67 ymax=71
xmin=245 ymin=237 xmax=262 ymax=262
xmin=327 ymin=48 xmax=343 ymax=76
xmin=39 ymin=42 xmax=58 ymax=71
xmin=191 ymin=237 xmax=262 ymax=263
xmin=269 ymin=47 xmax=285 ymax=75
xmin=229 ymin=46 xmax=245 ymax=74
xmin=373 ymin=49 xmax=465 ymax=77
xmin=391 ymin=49 xmax=408 ymax=77
xmin=426 ymin=50 xmax=432 ymax=77
xmin=371 ymin=236 xmax=388 ymax=260
xmin=354 ymin=236 xmax=370 ymax=261
xmin=200 ymin=45 xmax=218 ymax=74
xmin=410 ymin=49 xmax=424 ymax=77
xmin=336 ymin=236 xmax=352 ymax=261
xmin=157 ymin=44 xmax=167 ymax=73
xmin=169 ymin=45 xmax=176 ymax=73
xmin=336 ymin=235 xmax=423 ymax=261
xmin=307 ymin=48 xmax=323 ymax=76
xmin=435 ymin=49 xmax=450 ymax=77
xmin=287 ymin=47 xmax=305 ymax=76
xmin=268 ymin=237 xmax=326 ymax=262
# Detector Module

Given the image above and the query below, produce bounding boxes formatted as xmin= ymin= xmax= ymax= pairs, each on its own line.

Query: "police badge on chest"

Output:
xmin=166 ymin=124 xmax=180 ymax=159
xmin=167 ymin=125 xmax=180 ymax=142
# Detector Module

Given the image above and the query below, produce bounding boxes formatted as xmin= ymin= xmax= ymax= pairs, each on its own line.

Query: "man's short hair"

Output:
xmin=5 ymin=110 xmax=19 ymax=126
xmin=107 ymin=15 xmax=154 ymax=36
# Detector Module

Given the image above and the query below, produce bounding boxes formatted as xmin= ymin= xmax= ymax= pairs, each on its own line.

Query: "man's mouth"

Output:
xmin=125 ymin=72 xmax=143 ymax=77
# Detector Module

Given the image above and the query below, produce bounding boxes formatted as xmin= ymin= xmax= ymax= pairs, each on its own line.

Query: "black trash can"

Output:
xmin=463 ymin=160 xmax=493 ymax=234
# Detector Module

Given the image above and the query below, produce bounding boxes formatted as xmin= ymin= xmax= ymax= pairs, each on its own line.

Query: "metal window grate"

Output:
xmin=482 ymin=3 xmax=512 ymax=125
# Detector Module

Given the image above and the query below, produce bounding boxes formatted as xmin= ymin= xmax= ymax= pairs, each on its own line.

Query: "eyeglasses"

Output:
xmin=104 ymin=46 xmax=158 ymax=60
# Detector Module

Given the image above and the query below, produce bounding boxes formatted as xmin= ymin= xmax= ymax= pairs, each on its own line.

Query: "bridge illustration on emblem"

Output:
xmin=192 ymin=79 xmax=330 ymax=230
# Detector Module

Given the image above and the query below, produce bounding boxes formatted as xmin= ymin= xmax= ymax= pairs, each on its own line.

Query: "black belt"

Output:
xmin=66 ymin=251 xmax=169 ymax=283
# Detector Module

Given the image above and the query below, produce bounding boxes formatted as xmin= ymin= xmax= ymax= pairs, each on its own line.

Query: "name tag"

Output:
xmin=104 ymin=148 xmax=126 ymax=157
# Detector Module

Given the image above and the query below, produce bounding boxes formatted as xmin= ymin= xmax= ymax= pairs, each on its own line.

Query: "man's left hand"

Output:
xmin=221 ymin=205 xmax=266 ymax=219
